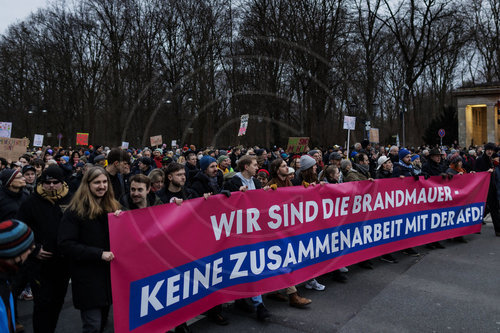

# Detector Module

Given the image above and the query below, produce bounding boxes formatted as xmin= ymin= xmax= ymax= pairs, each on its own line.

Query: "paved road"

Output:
xmin=18 ymin=221 xmax=500 ymax=333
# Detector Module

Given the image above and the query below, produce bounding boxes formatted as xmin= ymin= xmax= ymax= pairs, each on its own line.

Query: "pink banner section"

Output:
xmin=109 ymin=172 xmax=490 ymax=332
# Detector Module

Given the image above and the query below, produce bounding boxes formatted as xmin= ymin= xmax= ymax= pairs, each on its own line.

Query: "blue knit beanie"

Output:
xmin=398 ymin=148 xmax=411 ymax=160
xmin=200 ymin=155 xmax=216 ymax=171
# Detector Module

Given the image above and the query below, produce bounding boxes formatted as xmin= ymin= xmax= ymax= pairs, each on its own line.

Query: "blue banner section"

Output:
xmin=129 ymin=203 xmax=484 ymax=329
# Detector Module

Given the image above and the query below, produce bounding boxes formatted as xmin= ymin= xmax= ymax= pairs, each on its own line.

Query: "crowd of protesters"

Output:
xmin=0 ymin=138 xmax=499 ymax=333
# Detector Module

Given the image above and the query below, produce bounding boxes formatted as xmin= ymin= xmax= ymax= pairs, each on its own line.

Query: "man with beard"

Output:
xmin=157 ymin=163 xmax=195 ymax=204
xmin=190 ymin=156 xmax=223 ymax=198
xmin=16 ymin=165 xmax=72 ymax=333
xmin=119 ymin=174 xmax=162 ymax=210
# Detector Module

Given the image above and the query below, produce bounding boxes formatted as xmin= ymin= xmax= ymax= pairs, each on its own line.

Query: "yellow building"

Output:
xmin=454 ymin=84 xmax=500 ymax=147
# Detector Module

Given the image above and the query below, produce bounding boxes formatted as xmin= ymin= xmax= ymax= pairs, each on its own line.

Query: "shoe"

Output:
xmin=358 ymin=260 xmax=374 ymax=269
xmin=289 ymin=292 xmax=312 ymax=308
xmin=304 ymin=279 xmax=325 ymax=291
xmin=266 ymin=292 xmax=288 ymax=302
xmin=454 ymin=236 xmax=467 ymax=243
xmin=339 ymin=266 xmax=349 ymax=273
xmin=19 ymin=288 xmax=33 ymax=301
xmin=433 ymin=241 xmax=445 ymax=249
xmin=15 ymin=323 xmax=25 ymax=332
xmin=425 ymin=244 xmax=436 ymax=250
xmin=402 ymin=248 xmax=420 ymax=256
xmin=380 ymin=254 xmax=398 ymax=263
xmin=234 ymin=299 xmax=255 ymax=313
xmin=207 ymin=313 xmax=228 ymax=326
xmin=256 ymin=303 xmax=271 ymax=321
xmin=332 ymin=270 xmax=348 ymax=283
xmin=175 ymin=323 xmax=191 ymax=333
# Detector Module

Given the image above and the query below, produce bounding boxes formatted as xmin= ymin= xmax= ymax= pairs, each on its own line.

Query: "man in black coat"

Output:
xmin=184 ymin=152 xmax=199 ymax=187
xmin=16 ymin=165 xmax=72 ymax=333
xmin=475 ymin=142 xmax=500 ymax=236
xmin=422 ymin=148 xmax=446 ymax=177
xmin=189 ymin=156 xmax=223 ymax=198
xmin=157 ymin=163 xmax=195 ymax=204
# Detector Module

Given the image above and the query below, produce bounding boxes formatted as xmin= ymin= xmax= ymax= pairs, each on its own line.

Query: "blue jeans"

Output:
xmin=251 ymin=295 xmax=263 ymax=307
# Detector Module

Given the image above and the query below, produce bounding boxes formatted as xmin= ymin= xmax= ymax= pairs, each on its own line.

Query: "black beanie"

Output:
xmin=40 ymin=165 xmax=64 ymax=183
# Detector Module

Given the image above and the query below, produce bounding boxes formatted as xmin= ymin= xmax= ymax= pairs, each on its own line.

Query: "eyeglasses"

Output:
xmin=44 ymin=180 xmax=61 ymax=185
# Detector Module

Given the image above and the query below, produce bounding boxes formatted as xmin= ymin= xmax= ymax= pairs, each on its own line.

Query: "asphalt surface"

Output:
xmin=18 ymin=220 xmax=500 ymax=333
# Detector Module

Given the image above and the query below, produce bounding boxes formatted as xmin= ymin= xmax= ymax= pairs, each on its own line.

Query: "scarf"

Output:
xmin=450 ymin=163 xmax=466 ymax=174
xmin=399 ymin=160 xmax=413 ymax=170
xmin=36 ymin=182 xmax=69 ymax=204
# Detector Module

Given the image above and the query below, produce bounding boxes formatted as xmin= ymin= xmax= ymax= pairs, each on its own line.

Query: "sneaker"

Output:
xmin=19 ymin=288 xmax=33 ymax=301
xmin=256 ymin=303 xmax=271 ymax=321
xmin=174 ymin=323 xmax=191 ymax=333
xmin=380 ymin=254 xmax=398 ymax=263
xmin=402 ymin=248 xmax=420 ymax=256
xmin=304 ymin=279 xmax=325 ymax=291
xmin=15 ymin=323 xmax=25 ymax=332
xmin=207 ymin=313 xmax=228 ymax=326
xmin=339 ymin=267 xmax=349 ymax=273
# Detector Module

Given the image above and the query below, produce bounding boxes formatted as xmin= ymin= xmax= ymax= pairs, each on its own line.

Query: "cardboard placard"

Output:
xmin=369 ymin=128 xmax=379 ymax=143
xmin=286 ymin=137 xmax=309 ymax=153
xmin=0 ymin=137 xmax=29 ymax=162
xmin=76 ymin=133 xmax=89 ymax=146
xmin=238 ymin=114 xmax=249 ymax=136
xmin=150 ymin=135 xmax=162 ymax=147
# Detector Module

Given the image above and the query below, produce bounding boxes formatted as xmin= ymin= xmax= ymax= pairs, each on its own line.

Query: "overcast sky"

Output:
xmin=0 ymin=0 xmax=50 ymax=35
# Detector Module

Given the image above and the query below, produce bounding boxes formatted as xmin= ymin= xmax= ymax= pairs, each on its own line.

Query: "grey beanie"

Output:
xmin=300 ymin=155 xmax=316 ymax=171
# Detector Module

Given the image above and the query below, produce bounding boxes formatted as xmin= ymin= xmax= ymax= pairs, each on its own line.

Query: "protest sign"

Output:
xmin=369 ymin=128 xmax=379 ymax=143
xmin=33 ymin=134 xmax=44 ymax=147
xmin=0 ymin=122 xmax=12 ymax=138
xmin=150 ymin=135 xmax=162 ymax=147
xmin=76 ymin=133 xmax=89 ymax=146
xmin=286 ymin=137 xmax=309 ymax=153
xmin=122 ymin=142 xmax=129 ymax=149
xmin=238 ymin=114 xmax=249 ymax=136
xmin=109 ymin=173 xmax=489 ymax=333
xmin=343 ymin=116 xmax=356 ymax=130
xmin=171 ymin=140 xmax=177 ymax=148
xmin=0 ymin=137 xmax=29 ymax=161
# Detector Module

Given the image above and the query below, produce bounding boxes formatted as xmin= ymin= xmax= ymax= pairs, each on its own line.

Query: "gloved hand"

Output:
xmin=413 ymin=174 xmax=419 ymax=181
xmin=447 ymin=173 xmax=453 ymax=180
xmin=220 ymin=190 xmax=231 ymax=198
xmin=424 ymin=174 xmax=430 ymax=180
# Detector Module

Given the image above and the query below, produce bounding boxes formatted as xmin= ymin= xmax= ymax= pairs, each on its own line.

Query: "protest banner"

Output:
xmin=0 ymin=137 xmax=29 ymax=161
xmin=33 ymin=134 xmax=44 ymax=147
xmin=238 ymin=114 xmax=249 ymax=136
xmin=0 ymin=122 xmax=12 ymax=138
xmin=76 ymin=133 xmax=89 ymax=146
xmin=150 ymin=135 xmax=162 ymax=147
xmin=109 ymin=173 xmax=489 ymax=333
xmin=286 ymin=137 xmax=309 ymax=153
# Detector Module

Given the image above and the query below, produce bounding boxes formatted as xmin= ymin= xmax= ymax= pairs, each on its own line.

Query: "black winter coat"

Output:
xmin=58 ymin=210 xmax=112 ymax=310
xmin=393 ymin=163 xmax=415 ymax=177
xmin=0 ymin=187 xmax=29 ymax=221
xmin=189 ymin=171 xmax=223 ymax=198
xmin=422 ymin=160 xmax=445 ymax=176
xmin=16 ymin=189 xmax=72 ymax=255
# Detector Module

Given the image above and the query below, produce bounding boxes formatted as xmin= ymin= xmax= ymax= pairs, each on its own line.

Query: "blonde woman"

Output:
xmin=58 ymin=167 xmax=120 ymax=333
xmin=148 ymin=169 xmax=165 ymax=193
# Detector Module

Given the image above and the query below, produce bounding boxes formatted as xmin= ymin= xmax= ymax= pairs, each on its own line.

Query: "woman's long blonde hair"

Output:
xmin=67 ymin=166 xmax=120 ymax=219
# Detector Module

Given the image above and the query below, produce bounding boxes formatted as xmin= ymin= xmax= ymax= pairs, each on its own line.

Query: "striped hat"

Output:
xmin=0 ymin=169 xmax=20 ymax=188
xmin=0 ymin=220 xmax=34 ymax=259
